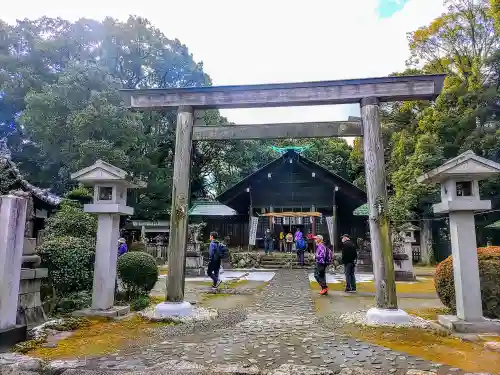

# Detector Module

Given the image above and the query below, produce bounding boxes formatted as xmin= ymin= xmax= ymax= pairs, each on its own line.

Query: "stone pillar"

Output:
xmin=92 ymin=214 xmax=120 ymax=310
xmin=0 ymin=195 xmax=28 ymax=346
xmin=361 ymin=97 xmax=408 ymax=325
xmin=449 ymin=211 xmax=483 ymax=321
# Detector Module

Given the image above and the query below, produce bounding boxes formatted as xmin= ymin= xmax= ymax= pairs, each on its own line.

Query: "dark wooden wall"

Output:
xmin=251 ymin=158 xmax=334 ymax=208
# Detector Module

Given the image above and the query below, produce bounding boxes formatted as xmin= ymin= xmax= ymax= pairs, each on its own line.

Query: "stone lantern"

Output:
xmin=71 ymin=160 xmax=146 ymax=317
xmin=393 ymin=223 xmax=419 ymax=281
xmin=417 ymin=150 xmax=500 ymax=332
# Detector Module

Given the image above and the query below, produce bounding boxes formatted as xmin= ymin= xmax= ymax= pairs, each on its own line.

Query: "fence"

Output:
xmin=145 ymin=245 xmax=168 ymax=263
xmin=412 ymin=245 xmax=421 ymax=263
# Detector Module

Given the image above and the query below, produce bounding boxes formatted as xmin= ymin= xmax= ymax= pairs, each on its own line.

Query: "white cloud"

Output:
xmin=3 ymin=0 xmax=446 ymax=128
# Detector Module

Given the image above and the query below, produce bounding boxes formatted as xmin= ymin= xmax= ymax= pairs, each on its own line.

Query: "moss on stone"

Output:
xmin=406 ymin=307 xmax=452 ymax=321
xmin=29 ymin=315 xmax=173 ymax=360
xmin=342 ymin=324 xmax=500 ymax=374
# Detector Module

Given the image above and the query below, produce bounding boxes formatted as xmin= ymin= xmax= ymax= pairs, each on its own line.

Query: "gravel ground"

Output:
xmin=337 ymin=310 xmax=432 ymax=329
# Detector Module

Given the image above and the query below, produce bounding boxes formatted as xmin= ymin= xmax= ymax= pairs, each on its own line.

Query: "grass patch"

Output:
xmin=311 ymin=278 xmax=436 ymax=295
xmin=29 ymin=315 xmax=174 ymax=360
xmin=343 ymin=324 xmax=500 ymax=374
xmin=158 ymin=268 xmax=168 ymax=276
xmin=201 ymin=292 xmax=233 ymax=300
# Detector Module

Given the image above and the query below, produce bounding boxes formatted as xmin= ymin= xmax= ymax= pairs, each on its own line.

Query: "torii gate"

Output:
xmin=121 ymin=74 xmax=445 ymax=322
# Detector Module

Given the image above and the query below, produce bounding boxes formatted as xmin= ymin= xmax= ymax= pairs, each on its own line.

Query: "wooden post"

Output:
xmin=361 ymin=97 xmax=398 ymax=310
xmin=332 ymin=186 xmax=338 ymax=252
xmin=166 ymin=106 xmax=194 ymax=302
xmin=248 ymin=187 xmax=253 ymax=251
xmin=311 ymin=205 xmax=316 ymax=235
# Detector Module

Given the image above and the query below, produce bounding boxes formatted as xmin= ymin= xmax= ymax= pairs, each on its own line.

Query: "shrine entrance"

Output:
xmin=121 ymin=74 xmax=445 ymax=316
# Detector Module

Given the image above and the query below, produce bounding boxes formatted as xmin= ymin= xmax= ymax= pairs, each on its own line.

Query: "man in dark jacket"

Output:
xmin=207 ymin=231 xmax=223 ymax=289
xmin=341 ymin=234 xmax=357 ymax=293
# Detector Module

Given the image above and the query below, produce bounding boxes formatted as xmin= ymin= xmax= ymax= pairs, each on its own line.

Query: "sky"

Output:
xmin=2 ymin=0 xmax=447 ymax=131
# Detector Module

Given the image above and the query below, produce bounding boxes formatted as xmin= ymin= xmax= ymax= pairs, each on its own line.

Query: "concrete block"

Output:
xmin=438 ymin=314 xmax=500 ymax=334
xmin=23 ymin=238 xmax=37 ymax=255
xmin=0 ymin=325 xmax=27 ymax=350
xmin=20 ymin=268 xmax=35 ymax=280
xmin=72 ymin=305 xmax=130 ymax=319
xmin=366 ymin=307 xmax=410 ymax=326
xmin=35 ymin=268 xmax=48 ymax=279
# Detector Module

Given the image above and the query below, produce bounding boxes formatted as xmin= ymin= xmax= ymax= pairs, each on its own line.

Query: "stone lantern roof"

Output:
xmin=417 ymin=150 xmax=500 ymax=184
xmin=70 ymin=159 xmax=146 ymax=188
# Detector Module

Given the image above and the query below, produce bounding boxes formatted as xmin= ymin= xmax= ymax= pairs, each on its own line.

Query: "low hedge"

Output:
xmin=37 ymin=236 xmax=95 ymax=295
xmin=434 ymin=246 xmax=500 ymax=319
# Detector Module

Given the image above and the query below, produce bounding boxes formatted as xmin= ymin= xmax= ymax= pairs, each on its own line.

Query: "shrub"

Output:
xmin=130 ymin=295 xmax=150 ymax=311
xmin=38 ymin=236 xmax=95 ymax=295
xmin=129 ymin=241 xmax=147 ymax=252
xmin=55 ymin=291 xmax=92 ymax=314
xmin=43 ymin=199 xmax=97 ymax=240
xmin=117 ymin=252 xmax=159 ymax=297
xmin=65 ymin=185 xmax=93 ymax=204
xmin=435 ymin=247 xmax=500 ymax=319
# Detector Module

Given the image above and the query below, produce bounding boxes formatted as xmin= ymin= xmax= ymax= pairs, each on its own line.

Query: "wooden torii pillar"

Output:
xmin=121 ymin=74 xmax=445 ymax=321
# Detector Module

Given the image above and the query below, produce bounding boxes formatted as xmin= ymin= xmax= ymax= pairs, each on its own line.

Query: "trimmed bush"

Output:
xmin=38 ymin=236 xmax=95 ymax=295
xmin=43 ymin=199 xmax=97 ymax=240
xmin=117 ymin=251 xmax=159 ymax=297
xmin=434 ymin=246 xmax=500 ymax=319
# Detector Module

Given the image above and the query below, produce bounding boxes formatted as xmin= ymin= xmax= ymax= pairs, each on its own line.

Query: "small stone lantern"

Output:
xmin=399 ymin=223 xmax=419 ymax=244
xmin=417 ymin=150 xmax=500 ymax=331
xmin=393 ymin=223 xmax=419 ymax=281
xmin=71 ymin=160 xmax=146 ymax=317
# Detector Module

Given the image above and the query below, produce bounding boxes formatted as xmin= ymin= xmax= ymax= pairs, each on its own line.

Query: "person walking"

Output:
xmin=264 ymin=228 xmax=273 ymax=255
xmin=207 ymin=231 xmax=225 ymax=290
xmin=118 ymin=238 xmax=128 ymax=257
xmin=295 ymin=234 xmax=307 ymax=266
xmin=341 ymin=234 xmax=357 ymax=293
xmin=314 ymin=235 xmax=330 ymax=295
xmin=279 ymin=230 xmax=285 ymax=252
xmin=306 ymin=230 xmax=314 ymax=253
xmin=285 ymin=231 xmax=293 ymax=253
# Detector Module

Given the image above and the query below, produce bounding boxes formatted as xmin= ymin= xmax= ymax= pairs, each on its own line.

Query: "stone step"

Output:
xmin=260 ymin=263 xmax=313 ymax=269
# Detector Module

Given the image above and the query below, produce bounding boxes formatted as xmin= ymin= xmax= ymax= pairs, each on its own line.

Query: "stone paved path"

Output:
xmin=73 ymin=270 xmax=473 ymax=373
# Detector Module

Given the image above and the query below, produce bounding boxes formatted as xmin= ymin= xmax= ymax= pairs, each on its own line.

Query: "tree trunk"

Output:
xmin=361 ymin=97 xmax=398 ymax=310
xmin=166 ymin=106 xmax=194 ymax=302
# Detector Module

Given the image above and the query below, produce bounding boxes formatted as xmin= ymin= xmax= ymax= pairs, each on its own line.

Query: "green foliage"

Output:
xmin=45 ymin=317 xmax=92 ymax=331
xmin=43 ymin=199 xmax=97 ymax=240
xmin=130 ymin=295 xmax=150 ymax=311
xmin=65 ymin=185 xmax=93 ymax=204
xmin=0 ymin=166 xmax=16 ymax=195
xmin=38 ymin=237 xmax=95 ymax=295
xmin=11 ymin=337 xmax=46 ymax=354
xmin=435 ymin=247 xmax=500 ymax=318
xmin=54 ymin=291 xmax=92 ymax=314
xmin=117 ymin=252 xmax=159 ymax=297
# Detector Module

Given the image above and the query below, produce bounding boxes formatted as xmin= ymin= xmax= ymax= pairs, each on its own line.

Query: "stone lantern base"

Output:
xmin=185 ymin=250 xmax=204 ymax=277
xmin=438 ymin=315 xmax=500 ymax=334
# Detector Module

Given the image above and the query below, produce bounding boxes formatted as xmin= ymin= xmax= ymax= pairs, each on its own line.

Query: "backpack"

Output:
xmin=215 ymin=241 xmax=228 ymax=260
xmin=296 ymin=238 xmax=306 ymax=251
xmin=324 ymin=246 xmax=333 ymax=265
